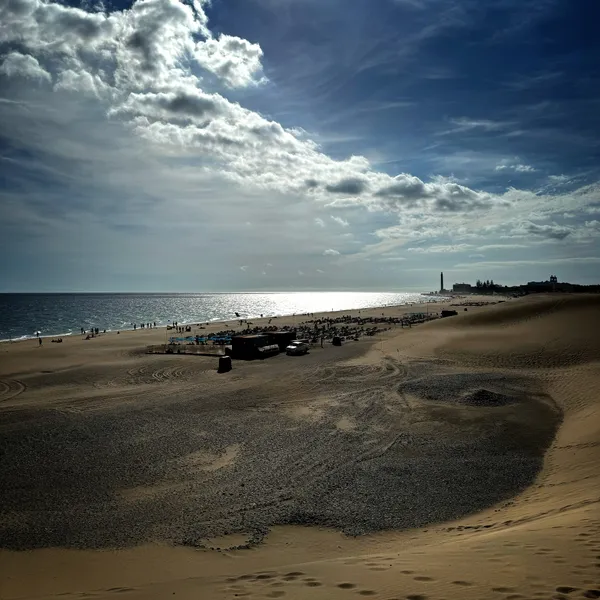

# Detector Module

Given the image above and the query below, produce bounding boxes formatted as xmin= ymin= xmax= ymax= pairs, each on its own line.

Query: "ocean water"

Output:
xmin=0 ymin=292 xmax=441 ymax=341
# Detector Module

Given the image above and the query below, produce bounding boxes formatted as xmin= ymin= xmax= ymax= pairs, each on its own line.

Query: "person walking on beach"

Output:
xmin=38 ymin=337 xmax=42 ymax=346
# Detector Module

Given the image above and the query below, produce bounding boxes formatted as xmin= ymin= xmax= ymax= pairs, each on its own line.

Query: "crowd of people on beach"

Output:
xmin=132 ymin=322 xmax=157 ymax=330
xmin=202 ymin=311 xmax=439 ymax=345
xmin=31 ymin=305 xmax=443 ymax=348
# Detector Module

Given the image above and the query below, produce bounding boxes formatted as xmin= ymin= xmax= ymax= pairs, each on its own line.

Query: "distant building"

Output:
xmin=527 ymin=275 xmax=559 ymax=289
xmin=453 ymin=283 xmax=473 ymax=292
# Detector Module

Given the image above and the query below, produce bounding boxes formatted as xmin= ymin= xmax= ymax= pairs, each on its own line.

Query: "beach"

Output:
xmin=1 ymin=293 xmax=599 ymax=600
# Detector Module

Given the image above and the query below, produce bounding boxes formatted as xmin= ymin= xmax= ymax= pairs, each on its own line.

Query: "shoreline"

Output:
xmin=1 ymin=293 xmax=465 ymax=344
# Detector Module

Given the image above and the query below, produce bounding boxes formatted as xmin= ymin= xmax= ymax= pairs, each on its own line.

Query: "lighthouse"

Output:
xmin=440 ymin=272 xmax=444 ymax=293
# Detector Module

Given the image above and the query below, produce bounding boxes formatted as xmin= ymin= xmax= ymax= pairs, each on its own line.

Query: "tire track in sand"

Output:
xmin=0 ymin=379 xmax=27 ymax=402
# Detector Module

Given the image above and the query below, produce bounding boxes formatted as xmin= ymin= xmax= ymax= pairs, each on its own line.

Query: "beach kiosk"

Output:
xmin=231 ymin=335 xmax=279 ymax=359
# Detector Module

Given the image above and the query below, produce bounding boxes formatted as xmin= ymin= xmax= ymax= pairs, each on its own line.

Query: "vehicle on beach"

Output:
xmin=286 ymin=340 xmax=309 ymax=355
xmin=257 ymin=343 xmax=280 ymax=358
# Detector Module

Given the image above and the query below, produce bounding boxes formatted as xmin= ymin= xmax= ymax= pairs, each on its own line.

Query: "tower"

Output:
xmin=440 ymin=272 xmax=444 ymax=293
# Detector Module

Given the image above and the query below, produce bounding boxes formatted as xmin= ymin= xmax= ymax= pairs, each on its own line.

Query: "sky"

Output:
xmin=0 ymin=0 xmax=599 ymax=292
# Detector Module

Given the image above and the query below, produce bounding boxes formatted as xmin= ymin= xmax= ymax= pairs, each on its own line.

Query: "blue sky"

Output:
xmin=0 ymin=0 xmax=599 ymax=292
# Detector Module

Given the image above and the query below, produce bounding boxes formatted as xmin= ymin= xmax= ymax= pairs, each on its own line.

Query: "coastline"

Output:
xmin=0 ymin=292 xmax=456 ymax=344
xmin=0 ymin=292 xmax=466 ymax=344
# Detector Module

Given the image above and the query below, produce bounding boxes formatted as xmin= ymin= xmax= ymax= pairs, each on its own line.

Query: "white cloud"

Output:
xmin=495 ymin=158 xmax=537 ymax=173
xmin=440 ymin=117 xmax=513 ymax=135
xmin=407 ymin=243 xmax=473 ymax=253
xmin=0 ymin=52 xmax=51 ymax=82
xmin=323 ymin=248 xmax=340 ymax=256
xmin=314 ymin=217 xmax=325 ymax=227
xmin=548 ymin=174 xmax=570 ymax=183
xmin=478 ymin=243 xmax=529 ymax=250
xmin=0 ymin=0 xmax=508 ymax=219
xmin=240 ymin=265 xmax=248 ymax=271
xmin=512 ymin=220 xmax=573 ymax=240
xmin=54 ymin=69 xmax=106 ymax=96
xmin=330 ymin=215 xmax=350 ymax=227
xmin=194 ymin=34 xmax=266 ymax=88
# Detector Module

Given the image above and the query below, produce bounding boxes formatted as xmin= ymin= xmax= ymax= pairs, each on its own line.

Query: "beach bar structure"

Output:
xmin=262 ymin=330 xmax=297 ymax=351
xmin=230 ymin=334 xmax=279 ymax=359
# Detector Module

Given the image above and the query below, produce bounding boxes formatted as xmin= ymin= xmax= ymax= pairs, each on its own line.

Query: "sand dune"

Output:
xmin=0 ymin=294 xmax=599 ymax=600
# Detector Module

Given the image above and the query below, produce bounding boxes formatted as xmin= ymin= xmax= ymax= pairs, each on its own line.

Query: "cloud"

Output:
xmin=110 ymin=89 xmax=230 ymax=123
xmin=54 ymin=69 xmax=106 ymax=96
xmin=516 ymin=221 xmax=573 ymax=240
xmin=477 ymin=243 xmax=529 ymax=251
xmin=0 ymin=0 xmax=510 ymax=224
xmin=439 ymin=117 xmax=513 ymax=135
xmin=330 ymin=215 xmax=349 ymax=227
xmin=454 ymin=257 xmax=600 ymax=269
xmin=314 ymin=217 xmax=325 ymax=227
xmin=325 ymin=177 xmax=368 ymax=195
xmin=495 ymin=159 xmax=537 ymax=173
xmin=194 ymin=34 xmax=266 ymax=88
xmin=407 ymin=243 xmax=473 ymax=253
xmin=468 ymin=253 xmax=485 ymax=259
xmin=323 ymin=248 xmax=340 ymax=256
xmin=239 ymin=265 xmax=248 ymax=271
xmin=373 ymin=174 xmax=492 ymax=212
xmin=0 ymin=52 xmax=51 ymax=82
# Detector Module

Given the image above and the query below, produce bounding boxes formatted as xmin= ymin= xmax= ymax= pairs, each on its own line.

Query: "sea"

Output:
xmin=0 ymin=292 xmax=444 ymax=341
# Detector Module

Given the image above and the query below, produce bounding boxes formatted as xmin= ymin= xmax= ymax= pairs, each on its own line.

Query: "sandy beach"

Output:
xmin=0 ymin=294 xmax=598 ymax=600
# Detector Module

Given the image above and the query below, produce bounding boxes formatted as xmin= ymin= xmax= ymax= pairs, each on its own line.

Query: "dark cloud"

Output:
xmin=374 ymin=175 xmax=491 ymax=212
xmin=325 ymin=177 xmax=367 ymax=195
xmin=523 ymin=221 xmax=572 ymax=240
xmin=112 ymin=90 xmax=225 ymax=123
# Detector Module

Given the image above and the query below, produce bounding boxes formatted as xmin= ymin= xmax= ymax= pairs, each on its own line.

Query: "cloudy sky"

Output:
xmin=0 ymin=0 xmax=599 ymax=292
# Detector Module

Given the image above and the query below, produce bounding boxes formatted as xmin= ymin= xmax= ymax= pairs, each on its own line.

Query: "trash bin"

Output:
xmin=218 ymin=355 xmax=232 ymax=373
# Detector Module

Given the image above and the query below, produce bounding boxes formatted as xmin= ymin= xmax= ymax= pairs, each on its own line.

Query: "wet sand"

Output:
xmin=1 ymin=294 xmax=599 ymax=600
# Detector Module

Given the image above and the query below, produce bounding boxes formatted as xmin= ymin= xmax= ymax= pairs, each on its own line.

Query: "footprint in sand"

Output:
xmin=337 ymin=583 xmax=356 ymax=589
